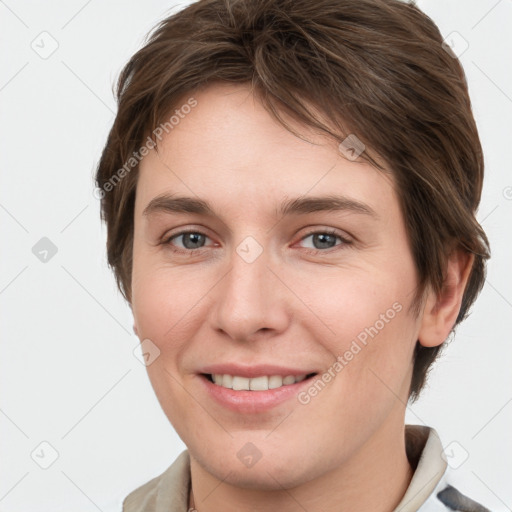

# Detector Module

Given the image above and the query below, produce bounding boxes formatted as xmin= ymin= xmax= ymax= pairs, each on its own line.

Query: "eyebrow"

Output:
xmin=142 ymin=193 xmax=378 ymax=219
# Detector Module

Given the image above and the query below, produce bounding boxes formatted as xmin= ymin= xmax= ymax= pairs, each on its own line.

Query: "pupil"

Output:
xmin=314 ymin=233 xmax=335 ymax=249
xmin=184 ymin=233 xmax=204 ymax=249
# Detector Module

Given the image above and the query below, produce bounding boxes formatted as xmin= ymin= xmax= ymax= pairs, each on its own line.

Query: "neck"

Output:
xmin=188 ymin=421 xmax=414 ymax=512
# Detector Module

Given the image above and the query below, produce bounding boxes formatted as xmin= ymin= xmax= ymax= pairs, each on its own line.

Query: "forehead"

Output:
xmin=135 ymin=83 xmax=397 ymax=220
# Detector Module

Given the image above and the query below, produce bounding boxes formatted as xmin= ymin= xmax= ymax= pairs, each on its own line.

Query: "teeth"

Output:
xmin=249 ymin=376 xmax=268 ymax=391
xmin=210 ymin=373 xmax=309 ymax=391
xmin=269 ymin=375 xmax=283 ymax=389
xmin=233 ymin=376 xmax=250 ymax=390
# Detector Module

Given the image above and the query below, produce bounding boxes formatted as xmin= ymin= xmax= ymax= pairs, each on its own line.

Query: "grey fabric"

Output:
xmin=437 ymin=485 xmax=491 ymax=512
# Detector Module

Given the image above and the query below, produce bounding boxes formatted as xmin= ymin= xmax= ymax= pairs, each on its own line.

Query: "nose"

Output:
xmin=209 ymin=241 xmax=290 ymax=343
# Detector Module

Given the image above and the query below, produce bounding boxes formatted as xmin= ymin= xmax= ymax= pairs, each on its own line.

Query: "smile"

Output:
xmin=198 ymin=371 xmax=320 ymax=413
xmin=205 ymin=373 xmax=317 ymax=391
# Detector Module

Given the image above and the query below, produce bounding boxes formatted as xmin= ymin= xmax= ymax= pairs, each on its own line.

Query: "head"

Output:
xmin=95 ymin=0 xmax=490 ymax=489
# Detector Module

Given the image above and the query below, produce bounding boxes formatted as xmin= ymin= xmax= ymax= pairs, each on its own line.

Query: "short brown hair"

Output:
xmin=95 ymin=0 xmax=490 ymax=402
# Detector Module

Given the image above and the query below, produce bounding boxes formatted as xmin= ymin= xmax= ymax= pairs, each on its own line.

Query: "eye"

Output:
xmin=297 ymin=229 xmax=351 ymax=253
xmin=162 ymin=228 xmax=352 ymax=255
xmin=163 ymin=230 xmax=213 ymax=253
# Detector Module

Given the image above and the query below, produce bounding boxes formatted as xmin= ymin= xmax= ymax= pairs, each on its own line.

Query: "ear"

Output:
xmin=418 ymin=249 xmax=474 ymax=348
xmin=133 ymin=323 xmax=139 ymax=336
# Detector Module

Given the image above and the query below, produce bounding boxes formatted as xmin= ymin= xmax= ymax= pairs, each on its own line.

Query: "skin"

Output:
xmin=130 ymin=82 xmax=474 ymax=512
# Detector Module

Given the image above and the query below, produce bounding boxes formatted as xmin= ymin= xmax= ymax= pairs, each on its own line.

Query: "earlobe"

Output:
xmin=418 ymin=250 xmax=475 ymax=348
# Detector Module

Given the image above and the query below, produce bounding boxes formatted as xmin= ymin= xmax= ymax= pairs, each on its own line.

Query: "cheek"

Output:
xmin=293 ymin=263 xmax=409 ymax=345
xmin=330 ymin=302 xmax=416 ymax=416
xmin=131 ymin=262 xmax=208 ymax=426
xmin=131 ymin=257 xmax=206 ymax=356
xmin=295 ymin=261 xmax=417 ymax=395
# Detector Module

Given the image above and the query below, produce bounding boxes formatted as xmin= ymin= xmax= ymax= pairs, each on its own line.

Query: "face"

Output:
xmin=131 ymin=83 xmax=423 ymax=489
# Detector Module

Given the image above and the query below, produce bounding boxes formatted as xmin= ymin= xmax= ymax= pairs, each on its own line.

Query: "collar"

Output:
xmin=393 ymin=425 xmax=447 ymax=511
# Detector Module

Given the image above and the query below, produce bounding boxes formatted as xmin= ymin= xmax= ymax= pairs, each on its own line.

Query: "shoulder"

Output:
xmin=122 ymin=450 xmax=191 ymax=512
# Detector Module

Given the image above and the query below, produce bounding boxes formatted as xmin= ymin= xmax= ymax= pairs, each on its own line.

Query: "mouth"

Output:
xmin=201 ymin=372 xmax=318 ymax=391
xmin=198 ymin=371 xmax=319 ymax=413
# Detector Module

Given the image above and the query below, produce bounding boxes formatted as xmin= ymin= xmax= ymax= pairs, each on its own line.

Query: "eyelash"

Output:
xmin=161 ymin=228 xmax=352 ymax=256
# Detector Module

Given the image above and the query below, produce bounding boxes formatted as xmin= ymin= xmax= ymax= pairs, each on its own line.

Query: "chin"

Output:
xmin=190 ymin=438 xmax=326 ymax=491
xmin=202 ymin=456 xmax=313 ymax=490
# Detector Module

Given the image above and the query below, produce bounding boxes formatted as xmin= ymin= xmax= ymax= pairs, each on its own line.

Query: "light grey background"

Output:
xmin=1 ymin=1 xmax=511 ymax=510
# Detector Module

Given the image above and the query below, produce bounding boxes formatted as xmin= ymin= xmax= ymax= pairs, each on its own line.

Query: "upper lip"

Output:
xmin=198 ymin=363 xmax=318 ymax=378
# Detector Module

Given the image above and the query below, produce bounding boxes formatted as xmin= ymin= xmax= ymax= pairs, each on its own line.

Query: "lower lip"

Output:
xmin=198 ymin=374 xmax=317 ymax=414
